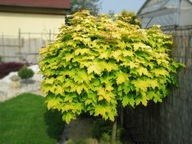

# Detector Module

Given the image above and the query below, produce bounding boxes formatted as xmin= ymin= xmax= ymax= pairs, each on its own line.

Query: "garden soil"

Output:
xmin=68 ymin=117 xmax=95 ymax=141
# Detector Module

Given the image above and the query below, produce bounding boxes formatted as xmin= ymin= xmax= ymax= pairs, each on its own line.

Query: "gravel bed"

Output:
xmin=0 ymin=80 xmax=43 ymax=102
xmin=0 ymin=65 xmax=44 ymax=102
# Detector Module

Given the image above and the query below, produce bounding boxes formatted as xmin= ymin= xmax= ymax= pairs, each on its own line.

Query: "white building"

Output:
xmin=0 ymin=0 xmax=70 ymax=63
xmin=0 ymin=0 xmax=70 ymax=36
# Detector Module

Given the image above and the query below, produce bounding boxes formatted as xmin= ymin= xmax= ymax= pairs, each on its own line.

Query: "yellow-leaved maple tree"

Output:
xmin=39 ymin=10 xmax=184 ymax=143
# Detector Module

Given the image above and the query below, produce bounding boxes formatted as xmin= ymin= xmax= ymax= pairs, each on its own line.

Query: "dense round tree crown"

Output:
xmin=39 ymin=10 xmax=184 ymax=124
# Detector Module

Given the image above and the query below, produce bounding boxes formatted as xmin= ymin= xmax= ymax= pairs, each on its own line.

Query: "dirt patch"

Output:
xmin=61 ymin=116 xmax=134 ymax=144
xmin=68 ymin=117 xmax=93 ymax=140
xmin=62 ymin=116 xmax=98 ymax=144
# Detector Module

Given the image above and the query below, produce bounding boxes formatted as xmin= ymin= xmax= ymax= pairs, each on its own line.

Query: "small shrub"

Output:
xmin=100 ymin=132 xmax=111 ymax=143
xmin=0 ymin=62 xmax=27 ymax=79
xmin=18 ymin=66 xmax=34 ymax=80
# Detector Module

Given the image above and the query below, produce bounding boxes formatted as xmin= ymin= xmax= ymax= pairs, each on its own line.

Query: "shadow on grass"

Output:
xmin=44 ymin=109 xmax=65 ymax=141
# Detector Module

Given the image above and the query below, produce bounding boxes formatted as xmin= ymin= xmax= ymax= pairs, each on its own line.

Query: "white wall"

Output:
xmin=0 ymin=12 xmax=65 ymax=63
xmin=0 ymin=12 xmax=65 ymax=36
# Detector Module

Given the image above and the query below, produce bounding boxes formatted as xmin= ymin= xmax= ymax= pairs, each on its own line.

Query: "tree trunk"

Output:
xmin=120 ymin=106 xmax=124 ymax=126
xmin=111 ymin=118 xmax=117 ymax=144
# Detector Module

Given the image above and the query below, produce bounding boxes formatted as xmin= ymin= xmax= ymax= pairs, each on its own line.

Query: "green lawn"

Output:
xmin=0 ymin=93 xmax=64 ymax=144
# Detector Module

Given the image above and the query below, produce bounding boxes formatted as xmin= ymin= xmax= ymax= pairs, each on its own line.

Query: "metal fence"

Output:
xmin=0 ymin=29 xmax=56 ymax=64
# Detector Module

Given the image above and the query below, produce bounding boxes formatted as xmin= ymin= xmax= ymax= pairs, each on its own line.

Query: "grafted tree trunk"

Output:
xmin=111 ymin=118 xmax=117 ymax=144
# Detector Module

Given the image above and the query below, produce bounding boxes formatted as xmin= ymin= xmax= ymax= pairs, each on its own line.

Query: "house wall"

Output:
xmin=0 ymin=12 xmax=65 ymax=63
xmin=0 ymin=12 xmax=65 ymax=36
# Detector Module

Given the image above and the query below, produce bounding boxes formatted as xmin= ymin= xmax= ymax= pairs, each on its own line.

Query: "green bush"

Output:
xmin=18 ymin=66 xmax=34 ymax=80
xmin=100 ymin=132 xmax=111 ymax=143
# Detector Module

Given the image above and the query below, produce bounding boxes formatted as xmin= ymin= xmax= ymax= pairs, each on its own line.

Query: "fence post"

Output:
xmin=17 ymin=28 xmax=21 ymax=62
xmin=1 ymin=33 xmax=5 ymax=61
xmin=49 ymin=29 xmax=51 ymax=42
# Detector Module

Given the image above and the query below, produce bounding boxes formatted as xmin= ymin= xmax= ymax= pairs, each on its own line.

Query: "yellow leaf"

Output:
xmin=132 ymin=79 xmax=148 ymax=92
xmin=99 ymin=52 xmax=109 ymax=59
xmin=105 ymin=84 xmax=114 ymax=91
xmin=87 ymin=62 xmax=101 ymax=74
xmin=137 ymin=67 xmax=149 ymax=76
xmin=75 ymin=48 xmax=90 ymax=55
xmin=123 ymin=50 xmax=134 ymax=57
xmin=122 ymin=83 xmax=130 ymax=94
xmin=147 ymin=91 xmax=155 ymax=100
xmin=122 ymin=96 xmax=129 ymax=107
xmin=153 ymin=92 xmax=163 ymax=103
xmin=122 ymin=94 xmax=135 ymax=107
xmin=108 ymin=110 xmax=116 ymax=121
xmin=105 ymin=62 xmax=118 ymax=72
xmin=85 ymin=99 xmax=93 ymax=105
xmin=152 ymin=68 xmax=169 ymax=77
xmin=65 ymin=53 xmax=74 ymax=62
xmin=140 ymin=92 xmax=148 ymax=106
xmin=39 ymin=47 xmax=48 ymax=54
xmin=133 ymin=42 xmax=150 ymax=51
xmin=64 ymin=95 xmax=73 ymax=103
xmin=44 ymin=78 xmax=54 ymax=84
xmin=117 ymin=41 xmax=126 ymax=49
xmin=49 ymin=85 xmax=56 ymax=93
xmin=116 ymin=72 xmax=128 ymax=84
xmin=55 ymin=85 xmax=63 ymax=95
xmin=129 ymin=61 xmax=138 ymax=69
xmin=97 ymin=88 xmax=114 ymax=102
xmin=112 ymin=50 xmax=122 ymax=61
xmin=62 ymin=112 xmax=76 ymax=124
xmin=94 ymin=105 xmax=106 ymax=117
xmin=135 ymin=98 xmax=141 ymax=106
xmin=103 ymin=92 xmax=115 ymax=102
xmin=76 ymin=86 xmax=84 ymax=95
xmin=97 ymin=87 xmax=106 ymax=96
xmin=98 ymin=95 xmax=104 ymax=101
xmin=148 ymin=79 xmax=159 ymax=89
xmin=66 ymin=40 xmax=77 ymax=47
xmin=46 ymin=97 xmax=62 ymax=110
xmin=116 ymin=75 xmax=125 ymax=84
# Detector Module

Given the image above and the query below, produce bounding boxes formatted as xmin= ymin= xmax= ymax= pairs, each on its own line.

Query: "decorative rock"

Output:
xmin=10 ymin=75 xmax=20 ymax=81
xmin=10 ymin=75 xmax=20 ymax=88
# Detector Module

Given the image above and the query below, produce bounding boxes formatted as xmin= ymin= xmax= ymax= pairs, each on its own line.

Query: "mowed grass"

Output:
xmin=0 ymin=93 xmax=64 ymax=144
